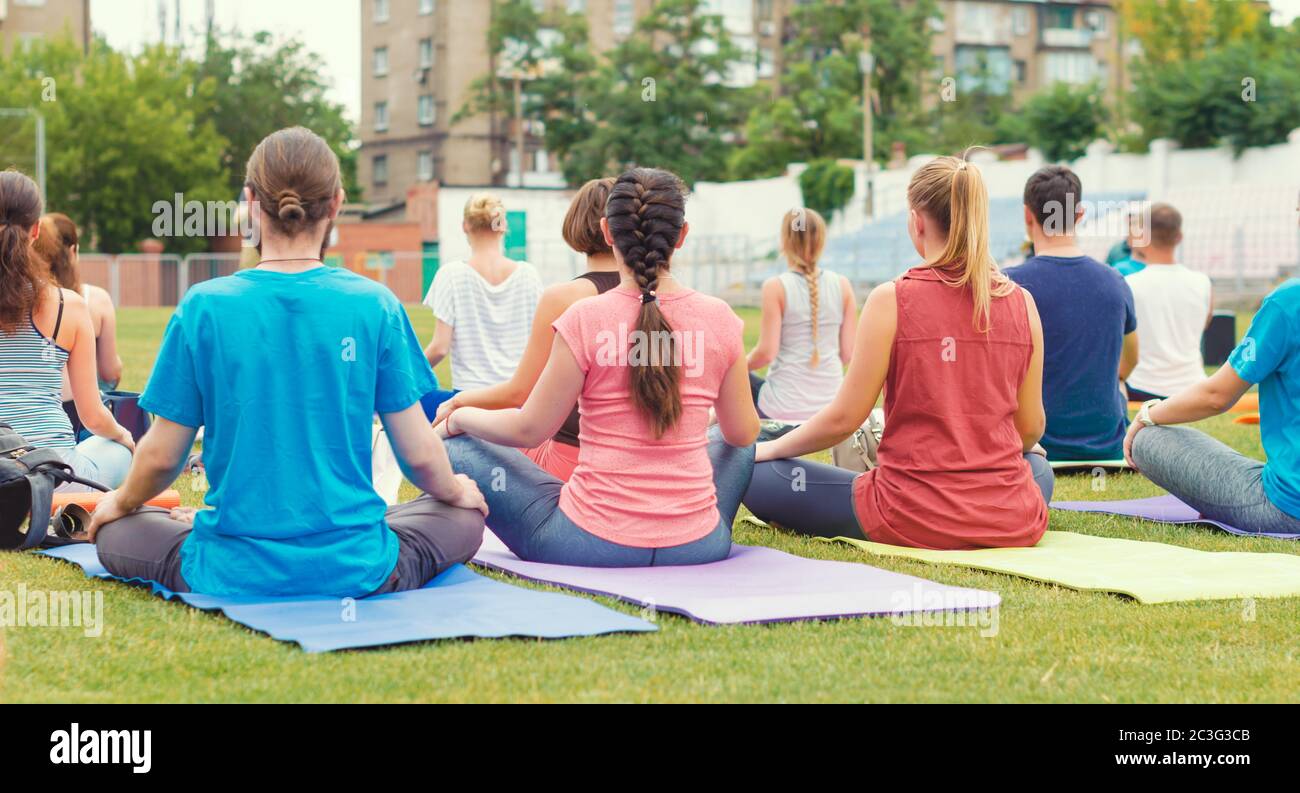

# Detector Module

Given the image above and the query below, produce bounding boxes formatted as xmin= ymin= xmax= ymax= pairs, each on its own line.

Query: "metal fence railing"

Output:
xmin=79 ymin=207 xmax=1297 ymax=311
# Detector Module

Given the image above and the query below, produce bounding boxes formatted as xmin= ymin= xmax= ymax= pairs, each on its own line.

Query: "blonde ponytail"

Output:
xmin=781 ymin=208 xmax=828 ymax=366
xmin=906 ymin=155 xmax=1013 ymax=332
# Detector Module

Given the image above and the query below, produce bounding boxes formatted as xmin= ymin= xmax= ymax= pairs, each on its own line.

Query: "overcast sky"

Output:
xmin=92 ymin=0 xmax=1300 ymax=125
xmin=91 ymin=0 xmax=362 ymax=119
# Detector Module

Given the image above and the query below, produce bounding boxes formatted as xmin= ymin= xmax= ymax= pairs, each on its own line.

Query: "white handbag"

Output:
xmin=831 ymin=409 xmax=885 ymax=473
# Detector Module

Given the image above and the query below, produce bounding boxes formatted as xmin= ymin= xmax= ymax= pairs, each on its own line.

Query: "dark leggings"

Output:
xmin=1125 ymin=384 xmax=1167 ymax=403
xmin=95 ymin=496 xmax=484 ymax=595
xmin=743 ymin=454 xmax=1056 ymax=541
xmin=748 ymin=373 xmax=770 ymax=419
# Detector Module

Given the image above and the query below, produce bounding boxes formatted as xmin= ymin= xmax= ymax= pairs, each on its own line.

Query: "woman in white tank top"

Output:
xmin=747 ymin=209 xmax=858 ymax=421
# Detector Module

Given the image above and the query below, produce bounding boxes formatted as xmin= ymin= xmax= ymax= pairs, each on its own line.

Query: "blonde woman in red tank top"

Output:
xmin=743 ymin=156 xmax=1055 ymax=550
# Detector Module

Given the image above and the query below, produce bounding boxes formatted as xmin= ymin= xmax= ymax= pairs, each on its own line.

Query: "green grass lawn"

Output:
xmin=2 ymin=305 xmax=1297 ymax=703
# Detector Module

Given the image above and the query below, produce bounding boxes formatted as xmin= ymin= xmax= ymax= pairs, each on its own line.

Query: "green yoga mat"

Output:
xmin=826 ymin=531 xmax=1300 ymax=604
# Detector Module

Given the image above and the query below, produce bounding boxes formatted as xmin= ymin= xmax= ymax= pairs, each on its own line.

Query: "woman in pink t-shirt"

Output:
xmin=439 ymin=168 xmax=760 ymax=566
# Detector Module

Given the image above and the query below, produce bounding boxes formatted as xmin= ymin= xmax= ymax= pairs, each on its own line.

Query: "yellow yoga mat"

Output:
xmin=826 ymin=531 xmax=1300 ymax=604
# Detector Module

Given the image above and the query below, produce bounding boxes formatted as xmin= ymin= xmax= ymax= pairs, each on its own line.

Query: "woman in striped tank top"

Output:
xmin=432 ymin=178 xmax=623 ymax=481
xmin=0 ymin=170 xmax=135 ymax=488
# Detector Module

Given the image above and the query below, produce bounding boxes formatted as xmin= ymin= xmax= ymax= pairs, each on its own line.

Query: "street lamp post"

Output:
xmin=0 ymin=109 xmax=45 ymax=197
xmin=858 ymin=50 xmax=875 ymax=219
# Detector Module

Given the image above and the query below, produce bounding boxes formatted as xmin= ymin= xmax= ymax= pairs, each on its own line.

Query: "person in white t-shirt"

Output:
xmin=423 ymin=194 xmax=543 ymax=390
xmin=1125 ymin=203 xmax=1214 ymax=401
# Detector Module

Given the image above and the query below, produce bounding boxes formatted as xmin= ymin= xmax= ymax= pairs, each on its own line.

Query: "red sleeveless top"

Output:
xmin=852 ymin=266 xmax=1049 ymax=550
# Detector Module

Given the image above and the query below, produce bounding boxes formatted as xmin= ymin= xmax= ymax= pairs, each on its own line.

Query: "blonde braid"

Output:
xmin=781 ymin=208 xmax=828 ymax=367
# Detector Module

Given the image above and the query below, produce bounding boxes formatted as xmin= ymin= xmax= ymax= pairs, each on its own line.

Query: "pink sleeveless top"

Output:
xmin=852 ymin=266 xmax=1048 ymax=550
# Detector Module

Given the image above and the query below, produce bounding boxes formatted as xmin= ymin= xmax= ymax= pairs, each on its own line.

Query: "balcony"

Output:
xmin=1041 ymin=27 xmax=1094 ymax=48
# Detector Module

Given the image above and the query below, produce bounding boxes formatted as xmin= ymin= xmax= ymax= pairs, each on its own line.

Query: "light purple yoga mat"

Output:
xmin=1052 ymin=495 xmax=1300 ymax=540
xmin=472 ymin=531 xmax=1001 ymax=625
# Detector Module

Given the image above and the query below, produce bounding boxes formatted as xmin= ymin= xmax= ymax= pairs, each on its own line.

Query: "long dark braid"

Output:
xmin=605 ymin=168 xmax=688 ymax=438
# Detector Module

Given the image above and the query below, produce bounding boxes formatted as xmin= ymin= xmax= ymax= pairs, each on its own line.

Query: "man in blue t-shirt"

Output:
xmin=86 ymin=133 xmax=488 ymax=597
xmin=88 ymin=266 xmax=489 ymax=597
xmin=1006 ymin=165 xmax=1139 ymax=461
xmin=1123 ymin=278 xmax=1300 ymax=537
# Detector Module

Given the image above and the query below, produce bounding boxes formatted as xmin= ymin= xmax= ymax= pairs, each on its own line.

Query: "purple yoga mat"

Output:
xmin=1051 ymin=495 xmax=1300 ymax=540
xmin=473 ymin=532 xmax=1001 ymax=625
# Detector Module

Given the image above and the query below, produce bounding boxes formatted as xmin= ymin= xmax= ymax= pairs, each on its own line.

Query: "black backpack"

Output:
xmin=0 ymin=422 xmax=107 ymax=551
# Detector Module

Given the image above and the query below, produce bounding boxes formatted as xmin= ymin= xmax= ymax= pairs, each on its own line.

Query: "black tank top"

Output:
xmin=552 ymin=270 xmax=622 ymax=447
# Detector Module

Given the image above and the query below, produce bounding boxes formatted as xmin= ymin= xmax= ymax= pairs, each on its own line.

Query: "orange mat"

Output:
xmin=1234 ymin=414 xmax=1261 ymax=426
xmin=50 ymin=490 xmax=182 ymax=515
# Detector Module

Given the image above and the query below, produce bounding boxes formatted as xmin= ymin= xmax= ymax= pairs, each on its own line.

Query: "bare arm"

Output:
xmin=838 ymin=275 xmax=859 ymax=366
xmin=63 ymin=291 xmax=131 ymax=448
xmin=87 ymin=417 xmax=196 ymax=540
xmin=1015 ymin=289 xmax=1047 ymax=452
xmin=88 ymin=287 xmax=123 ymax=388
xmin=380 ymin=403 xmax=485 ymax=512
xmin=746 ymin=278 xmax=783 ymax=371
xmin=1119 ymin=331 xmax=1139 ymax=381
xmin=1151 ymin=364 xmax=1252 ymax=423
xmin=714 ymin=354 xmax=761 ymax=447
xmin=756 ymin=282 xmax=897 ymax=463
xmin=424 ymin=320 xmax=453 ymax=368
xmin=446 ymin=335 xmax=584 ymax=450
xmin=436 ymin=280 xmax=594 ymax=422
xmin=1125 ymin=364 xmax=1253 ymax=466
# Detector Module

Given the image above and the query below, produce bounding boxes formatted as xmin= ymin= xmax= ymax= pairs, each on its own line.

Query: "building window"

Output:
xmin=419 ymin=0 xmax=435 ymax=15
xmin=1043 ymin=51 xmax=1098 ymax=84
xmin=418 ymin=151 xmax=435 ymax=182
xmin=1043 ymin=5 xmax=1075 ymax=30
xmin=373 ymin=155 xmax=389 ymax=186
xmin=613 ymin=0 xmax=635 ymax=37
xmin=1014 ymin=59 xmax=1027 ymax=83
xmin=1086 ymin=10 xmax=1108 ymax=36
xmin=1012 ymin=7 xmax=1031 ymax=36
xmin=374 ymin=0 xmax=390 ymax=23
xmin=956 ymin=45 xmax=1013 ymax=95
xmin=374 ymin=101 xmax=389 ymax=132
xmin=418 ymin=96 xmax=436 ymax=127
xmin=419 ymin=38 xmax=434 ymax=69
xmin=373 ymin=47 xmax=389 ymax=77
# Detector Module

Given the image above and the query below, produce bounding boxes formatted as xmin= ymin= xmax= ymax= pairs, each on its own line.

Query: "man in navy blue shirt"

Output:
xmin=1006 ymin=165 xmax=1139 ymax=461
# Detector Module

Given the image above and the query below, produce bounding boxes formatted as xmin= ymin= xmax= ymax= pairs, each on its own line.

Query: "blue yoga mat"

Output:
xmin=41 ymin=544 xmax=656 ymax=652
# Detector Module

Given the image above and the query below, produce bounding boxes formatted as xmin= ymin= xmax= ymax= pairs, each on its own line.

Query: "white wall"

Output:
xmin=438 ymin=128 xmax=1300 ymax=285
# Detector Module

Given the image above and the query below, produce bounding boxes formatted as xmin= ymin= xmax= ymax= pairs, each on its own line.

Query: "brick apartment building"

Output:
xmin=359 ymin=0 xmax=1131 ymax=204
xmin=0 ymin=0 xmax=91 ymax=53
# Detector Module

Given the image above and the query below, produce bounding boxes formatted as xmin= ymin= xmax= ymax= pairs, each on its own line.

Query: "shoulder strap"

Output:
xmin=51 ymin=288 xmax=66 ymax=342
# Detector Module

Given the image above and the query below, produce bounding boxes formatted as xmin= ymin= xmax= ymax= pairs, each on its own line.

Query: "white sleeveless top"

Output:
xmin=758 ymin=270 xmax=846 ymax=421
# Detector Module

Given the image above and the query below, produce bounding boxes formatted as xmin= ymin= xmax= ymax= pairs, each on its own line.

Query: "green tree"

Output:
xmin=1118 ymin=0 xmax=1266 ymax=67
xmin=730 ymin=0 xmax=940 ymax=179
xmin=196 ymin=30 xmax=360 ymax=200
xmin=798 ymin=159 xmax=856 ymax=219
xmin=0 ymin=37 xmax=228 ymax=253
xmin=1128 ymin=29 xmax=1300 ymax=151
xmin=928 ymin=54 xmax=1026 ymax=156
xmin=460 ymin=0 xmax=755 ymax=187
xmin=1022 ymin=82 xmax=1107 ymax=162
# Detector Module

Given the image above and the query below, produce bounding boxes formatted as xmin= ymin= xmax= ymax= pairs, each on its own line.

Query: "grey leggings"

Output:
xmin=94 ymin=496 xmax=485 ymax=595
xmin=1132 ymin=425 xmax=1300 ymax=536
xmin=744 ymin=454 xmax=1055 ymax=541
